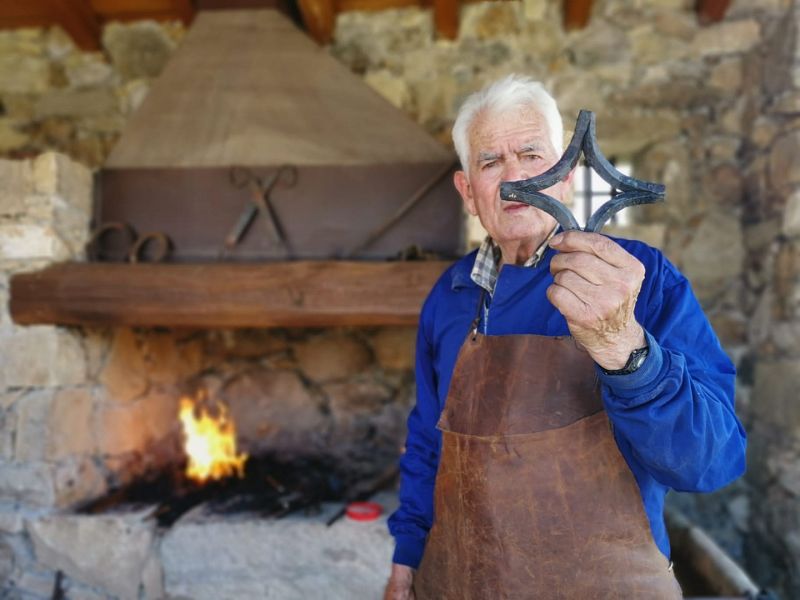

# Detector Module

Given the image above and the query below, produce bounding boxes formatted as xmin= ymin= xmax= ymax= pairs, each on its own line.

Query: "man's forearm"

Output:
xmin=383 ymin=564 xmax=415 ymax=600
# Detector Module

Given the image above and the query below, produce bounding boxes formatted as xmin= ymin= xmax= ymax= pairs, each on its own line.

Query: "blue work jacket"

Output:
xmin=388 ymin=237 xmax=747 ymax=569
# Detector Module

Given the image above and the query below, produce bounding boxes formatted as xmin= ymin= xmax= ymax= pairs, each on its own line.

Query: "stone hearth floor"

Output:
xmin=162 ymin=491 xmax=397 ymax=599
xmin=25 ymin=491 xmax=399 ymax=599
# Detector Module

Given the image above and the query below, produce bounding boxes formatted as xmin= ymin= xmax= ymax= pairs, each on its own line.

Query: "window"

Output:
xmin=572 ymin=160 xmax=633 ymax=228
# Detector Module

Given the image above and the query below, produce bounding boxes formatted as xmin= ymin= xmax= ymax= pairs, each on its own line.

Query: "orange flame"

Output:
xmin=179 ymin=396 xmax=248 ymax=483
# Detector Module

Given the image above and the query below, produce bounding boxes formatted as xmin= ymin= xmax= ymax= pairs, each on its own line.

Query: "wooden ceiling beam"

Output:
xmin=696 ymin=0 xmax=732 ymax=24
xmin=563 ymin=0 xmax=593 ymax=31
xmin=50 ymin=0 xmax=101 ymax=50
xmin=433 ymin=0 xmax=458 ymax=40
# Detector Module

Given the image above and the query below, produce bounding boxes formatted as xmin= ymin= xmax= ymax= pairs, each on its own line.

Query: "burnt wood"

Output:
xmin=9 ymin=261 xmax=450 ymax=328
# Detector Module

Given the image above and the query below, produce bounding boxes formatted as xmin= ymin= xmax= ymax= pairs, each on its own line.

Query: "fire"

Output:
xmin=179 ymin=396 xmax=248 ymax=483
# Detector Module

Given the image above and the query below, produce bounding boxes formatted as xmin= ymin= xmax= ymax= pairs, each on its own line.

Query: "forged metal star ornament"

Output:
xmin=499 ymin=110 xmax=665 ymax=233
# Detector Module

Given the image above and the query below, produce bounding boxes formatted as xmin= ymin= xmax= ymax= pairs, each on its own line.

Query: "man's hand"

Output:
xmin=383 ymin=564 xmax=416 ymax=600
xmin=548 ymin=231 xmax=647 ymax=370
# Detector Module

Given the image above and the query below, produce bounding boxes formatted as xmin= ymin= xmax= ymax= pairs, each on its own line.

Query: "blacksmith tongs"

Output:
xmin=500 ymin=110 xmax=665 ymax=233
xmin=224 ymin=165 xmax=297 ymax=257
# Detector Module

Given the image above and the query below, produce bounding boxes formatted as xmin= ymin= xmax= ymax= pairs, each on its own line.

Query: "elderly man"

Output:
xmin=383 ymin=75 xmax=746 ymax=599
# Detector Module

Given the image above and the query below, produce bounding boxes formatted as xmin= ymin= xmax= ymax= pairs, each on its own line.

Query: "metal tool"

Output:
xmin=224 ymin=165 xmax=297 ymax=257
xmin=86 ymin=222 xmax=172 ymax=263
xmin=500 ymin=110 xmax=665 ymax=233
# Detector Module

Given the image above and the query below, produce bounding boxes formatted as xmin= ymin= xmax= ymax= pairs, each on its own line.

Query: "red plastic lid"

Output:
xmin=345 ymin=501 xmax=383 ymax=522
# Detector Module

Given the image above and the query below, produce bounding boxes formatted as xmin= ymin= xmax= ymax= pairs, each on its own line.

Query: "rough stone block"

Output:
xmin=753 ymin=360 xmax=800 ymax=433
xmin=681 ymin=210 xmax=744 ymax=304
xmin=523 ymin=0 xmax=548 ymax=21
xmin=770 ymin=130 xmax=800 ymax=195
xmin=629 ymin=25 xmax=690 ymax=65
xmin=99 ymin=329 xmax=149 ymax=403
xmin=370 ymin=327 xmax=417 ymax=371
xmin=0 ymin=510 xmax=24 ymax=534
xmin=691 ymin=20 xmax=760 ymax=56
xmin=710 ymin=57 xmax=743 ymax=91
xmin=0 ymin=460 xmax=55 ymax=506
xmin=34 ymin=89 xmax=118 ymax=120
xmin=595 ymin=112 xmax=681 ymax=157
xmin=14 ymin=389 xmax=53 ymax=462
xmin=95 ymin=399 xmax=153 ymax=456
xmin=364 ymin=69 xmax=412 ymax=111
xmin=53 ymin=457 xmax=108 ymax=508
xmin=783 ymin=190 xmax=800 ymax=237
xmin=0 ymin=327 xmax=87 ymax=388
xmin=295 ymin=333 xmax=371 ymax=383
xmin=139 ymin=389 xmax=180 ymax=444
xmin=567 ymin=20 xmax=630 ymax=68
xmin=32 ymin=153 xmax=92 ymax=213
xmin=28 ymin=510 xmax=157 ymax=600
xmin=0 ymin=55 xmax=49 ymax=94
xmin=223 ymin=370 xmax=325 ymax=456
xmin=324 ymin=380 xmax=393 ymax=414
xmin=47 ymin=388 xmax=95 ymax=460
xmin=0 ymin=224 xmax=70 ymax=261
xmin=102 ymin=21 xmax=177 ymax=81
xmin=0 ymin=118 xmax=28 ymax=153
xmin=137 ymin=331 xmax=204 ymax=386
xmin=0 ymin=159 xmax=33 ymax=217
xmin=64 ymin=52 xmax=115 ymax=89
xmin=161 ymin=497 xmax=395 ymax=600
xmin=773 ymin=91 xmax=800 ymax=115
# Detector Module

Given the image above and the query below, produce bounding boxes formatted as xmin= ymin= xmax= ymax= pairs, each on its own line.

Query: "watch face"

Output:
xmin=629 ymin=347 xmax=649 ymax=372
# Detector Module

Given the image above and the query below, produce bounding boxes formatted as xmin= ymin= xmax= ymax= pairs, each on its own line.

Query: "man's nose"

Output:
xmin=503 ymin=158 xmax=527 ymax=182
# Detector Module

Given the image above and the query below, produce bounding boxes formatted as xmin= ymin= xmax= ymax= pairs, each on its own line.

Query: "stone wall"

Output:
xmin=0 ymin=22 xmax=183 ymax=168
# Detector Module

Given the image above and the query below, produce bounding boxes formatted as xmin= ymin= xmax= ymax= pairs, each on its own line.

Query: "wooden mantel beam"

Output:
xmin=9 ymin=261 xmax=450 ymax=329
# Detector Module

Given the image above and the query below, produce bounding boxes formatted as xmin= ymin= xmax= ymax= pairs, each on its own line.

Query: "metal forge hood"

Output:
xmin=97 ymin=9 xmax=461 ymax=261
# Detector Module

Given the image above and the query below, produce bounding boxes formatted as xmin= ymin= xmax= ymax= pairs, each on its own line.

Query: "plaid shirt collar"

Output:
xmin=470 ymin=229 xmax=557 ymax=294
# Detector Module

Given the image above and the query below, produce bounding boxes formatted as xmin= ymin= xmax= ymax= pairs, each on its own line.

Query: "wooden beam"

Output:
xmin=297 ymin=0 xmax=335 ymax=44
xmin=0 ymin=0 xmax=101 ymax=50
xmin=91 ymin=0 xmax=194 ymax=24
xmin=563 ymin=0 xmax=593 ymax=31
xmin=695 ymin=0 xmax=732 ymax=24
xmin=9 ymin=261 xmax=449 ymax=328
xmin=52 ymin=0 xmax=101 ymax=50
xmin=433 ymin=0 xmax=458 ymax=40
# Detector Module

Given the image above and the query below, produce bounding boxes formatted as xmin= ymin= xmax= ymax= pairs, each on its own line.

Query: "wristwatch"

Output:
xmin=600 ymin=345 xmax=649 ymax=376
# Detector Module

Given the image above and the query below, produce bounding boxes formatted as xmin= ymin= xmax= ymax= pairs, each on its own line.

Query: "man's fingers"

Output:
xmin=552 ymin=269 xmax=600 ymax=304
xmin=550 ymin=251 xmax=618 ymax=285
xmin=546 ymin=281 xmax=588 ymax=323
xmin=550 ymin=231 xmax=638 ymax=270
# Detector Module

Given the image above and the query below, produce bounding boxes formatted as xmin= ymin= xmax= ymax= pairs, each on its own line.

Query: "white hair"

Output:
xmin=451 ymin=75 xmax=564 ymax=172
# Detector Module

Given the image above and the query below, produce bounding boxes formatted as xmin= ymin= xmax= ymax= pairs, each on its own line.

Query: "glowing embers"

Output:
xmin=179 ymin=393 xmax=247 ymax=483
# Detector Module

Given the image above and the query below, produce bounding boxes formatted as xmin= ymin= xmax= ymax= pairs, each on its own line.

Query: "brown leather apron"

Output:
xmin=414 ymin=307 xmax=682 ymax=599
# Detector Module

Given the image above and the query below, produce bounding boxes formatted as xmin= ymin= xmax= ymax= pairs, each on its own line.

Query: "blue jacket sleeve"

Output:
xmin=597 ymin=255 xmax=746 ymax=493
xmin=387 ymin=298 xmax=441 ymax=568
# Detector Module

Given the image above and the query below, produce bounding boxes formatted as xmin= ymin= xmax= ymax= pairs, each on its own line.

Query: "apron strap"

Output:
xmin=470 ymin=288 xmax=487 ymax=340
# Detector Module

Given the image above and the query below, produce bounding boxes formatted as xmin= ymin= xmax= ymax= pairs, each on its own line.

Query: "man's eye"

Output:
xmin=522 ymin=154 xmax=541 ymax=161
xmin=481 ymin=161 xmax=497 ymax=170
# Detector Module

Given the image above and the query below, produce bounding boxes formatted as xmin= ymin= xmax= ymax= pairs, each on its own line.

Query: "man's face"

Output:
xmin=455 ymin=105 xmax=568 ymax=247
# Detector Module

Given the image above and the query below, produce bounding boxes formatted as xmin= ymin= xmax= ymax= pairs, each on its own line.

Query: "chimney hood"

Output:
xmin=94 ymin=9 xmax=462 ymax=262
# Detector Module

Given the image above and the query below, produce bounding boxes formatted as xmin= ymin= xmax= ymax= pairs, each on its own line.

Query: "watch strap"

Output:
xmin=600 ymin=345 xmax=650 ymax=376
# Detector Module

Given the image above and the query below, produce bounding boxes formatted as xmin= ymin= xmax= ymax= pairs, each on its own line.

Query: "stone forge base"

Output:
xmin=23 ymin=492 xmax=398 ymax=599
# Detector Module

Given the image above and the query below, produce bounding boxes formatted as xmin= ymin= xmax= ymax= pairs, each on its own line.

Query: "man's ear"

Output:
xmin=454 ymin=170 xmax=477 ymax=216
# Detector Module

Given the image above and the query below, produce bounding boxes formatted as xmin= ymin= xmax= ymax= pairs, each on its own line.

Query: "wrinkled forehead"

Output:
xmin=469 ymin=104 xmax=556 ymax=156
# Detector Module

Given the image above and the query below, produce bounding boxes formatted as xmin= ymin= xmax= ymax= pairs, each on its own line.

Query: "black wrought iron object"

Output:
xmin=499 ymin=110 xmax=665 ymax=233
